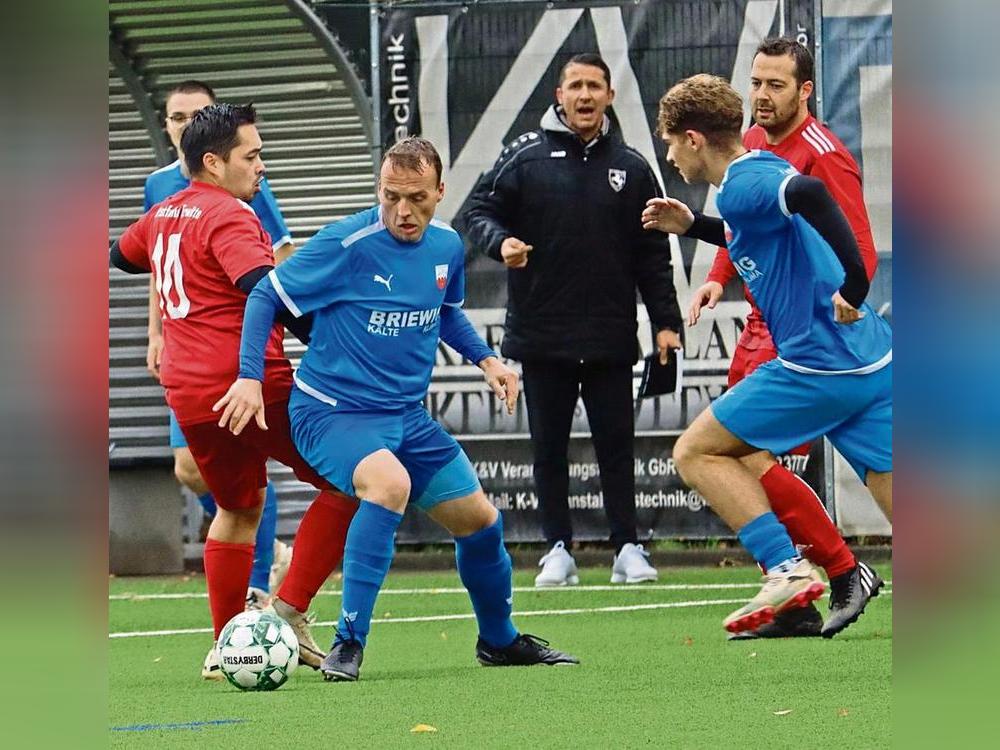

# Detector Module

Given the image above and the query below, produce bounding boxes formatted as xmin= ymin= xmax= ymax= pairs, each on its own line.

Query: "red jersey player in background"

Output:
xmin=687 ymin=38 xmax=886 ymax=639
xmin=110 ymin=104 xmax=356 ymax=677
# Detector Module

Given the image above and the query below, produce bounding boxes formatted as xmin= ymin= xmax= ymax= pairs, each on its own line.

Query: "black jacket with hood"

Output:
xmin=461 ymin=106 xmax=682 ymax=365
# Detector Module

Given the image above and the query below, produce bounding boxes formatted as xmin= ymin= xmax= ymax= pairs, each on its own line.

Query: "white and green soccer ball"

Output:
xmin=217 ymin=610 xmax=299 ymax=691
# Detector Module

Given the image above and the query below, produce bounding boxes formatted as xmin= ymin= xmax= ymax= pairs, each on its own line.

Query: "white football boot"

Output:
xmin=201 ymin=643 xmax=223 ymax=681
xmin=534 ymin=541 xmax=580 ymax=587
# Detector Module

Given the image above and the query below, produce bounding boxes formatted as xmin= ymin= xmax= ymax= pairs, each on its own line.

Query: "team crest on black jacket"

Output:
xmin=608 ymin=169 xmax=626 ymax=192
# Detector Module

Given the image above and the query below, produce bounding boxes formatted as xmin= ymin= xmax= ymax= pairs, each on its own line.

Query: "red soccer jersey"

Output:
xmin=118 ymin=181 xmax=292 ymax=425
xmin=707 ymin=115 xmax=878 ymax=336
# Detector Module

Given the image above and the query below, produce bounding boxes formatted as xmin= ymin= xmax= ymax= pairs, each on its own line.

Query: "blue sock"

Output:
xmin=249 ymin=482 xmax=278 ymax=592
xmin=738 ymin=512 xmax=799 ymax=571
xmin=455 ymin=514 xmax=518 ymax=649
xmin=197 ymin=492 xmax=216 ymax=518
xmin=336 ymin=500 xmax=403 ymax=647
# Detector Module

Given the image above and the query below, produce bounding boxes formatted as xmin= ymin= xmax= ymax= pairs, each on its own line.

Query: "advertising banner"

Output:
xmin=393 ymin=434 xmax=824 ymax=544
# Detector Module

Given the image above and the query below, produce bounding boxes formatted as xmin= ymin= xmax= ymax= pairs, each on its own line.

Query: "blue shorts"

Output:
xmin=168 ymin=408 xmax=187 ymax=449
xmin=711 ymin=360 xmax=892 ymax=480
xmin=288 ymin=385 xmax=480 ymax=510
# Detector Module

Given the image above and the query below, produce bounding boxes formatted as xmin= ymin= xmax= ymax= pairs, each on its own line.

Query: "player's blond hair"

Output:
xmin=657 ymin=74 xmax=744 ymax=148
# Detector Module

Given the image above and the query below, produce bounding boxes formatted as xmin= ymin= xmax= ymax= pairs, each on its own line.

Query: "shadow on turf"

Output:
xmin=725 ymin=631 xmax=892 ymax=644
xmin=292 ymin=664 xmax=494 ymax=684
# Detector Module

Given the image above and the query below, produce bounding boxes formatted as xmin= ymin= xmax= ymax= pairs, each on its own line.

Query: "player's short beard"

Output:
xmin=755 ymin=107 xmax=793 ymax=134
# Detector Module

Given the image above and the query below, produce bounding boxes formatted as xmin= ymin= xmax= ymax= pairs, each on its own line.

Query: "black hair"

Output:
xmin=560 ymin=53 xmax=612 ymax=88
xmin=164 ymin=80 xmax=216 ymax=109
xmin=754 ymin=37 xmax=815 ymax=88
xmin=180 ymin=103 xmax=257 ymax=176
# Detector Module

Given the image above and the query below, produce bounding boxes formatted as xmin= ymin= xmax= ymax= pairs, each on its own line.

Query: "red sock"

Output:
xmin=277 ymin=490 xmax=357 ymax=612
xmin=760 ymin=464 xmax=856 ymax=579
xmin=203 ymin=538 xmax=255 ymax=639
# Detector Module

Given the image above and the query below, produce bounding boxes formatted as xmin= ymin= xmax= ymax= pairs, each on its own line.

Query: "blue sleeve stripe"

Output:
xmin=268 ymin=269 xmax=303 ymax=318
xmin=271 ymin=234 xmax=293 ymax=250
xmin=443 ymin=299 xmax=464 ymax=308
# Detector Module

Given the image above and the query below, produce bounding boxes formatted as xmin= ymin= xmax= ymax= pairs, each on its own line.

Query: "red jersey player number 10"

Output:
xmin=152 ymin=231 xmax=191 ymax=319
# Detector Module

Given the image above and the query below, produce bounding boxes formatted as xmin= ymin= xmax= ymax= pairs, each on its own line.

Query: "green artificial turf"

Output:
xmin=109 ymin=565 xmax=891 ymax=748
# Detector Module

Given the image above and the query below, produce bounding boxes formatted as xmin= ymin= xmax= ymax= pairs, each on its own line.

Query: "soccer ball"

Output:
xmin=217 ymin=610 xmax=299 ymax=691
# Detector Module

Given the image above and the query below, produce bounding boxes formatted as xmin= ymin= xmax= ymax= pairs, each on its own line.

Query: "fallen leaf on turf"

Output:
xmin=773 ymin=709 xmax=793 ymax=716
xmin=384 ymin=612 xmax=392 ymax=617
xmin=153 ymin=657 xmax=162 ymax=663
xmin=838 ymin=708 xmax=850 ymax=718
xmin=440 ymin=632 xmax=448 ymax=640
xmin=749 ymin=652 xmax=757 ymax=658
xmin=410 ymin=724 xmax=438 ymax=733
xmin=683 ymin=636 xmax=694 ymax=646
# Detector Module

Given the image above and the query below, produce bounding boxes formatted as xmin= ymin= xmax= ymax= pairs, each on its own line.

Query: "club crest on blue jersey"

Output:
xmin=435 ymin=264 xmax=448 ymax=290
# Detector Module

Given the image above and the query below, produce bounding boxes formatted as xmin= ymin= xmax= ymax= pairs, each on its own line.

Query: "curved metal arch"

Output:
xmin=284 ymin=0 xmax=378 ymax=163
xmin=109 ymin=33 xmax=172 ymax=166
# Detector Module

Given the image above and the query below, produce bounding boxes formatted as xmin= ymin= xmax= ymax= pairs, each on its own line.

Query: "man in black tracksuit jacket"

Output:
xmin=461 ymin=54 xmax=682 ymax=586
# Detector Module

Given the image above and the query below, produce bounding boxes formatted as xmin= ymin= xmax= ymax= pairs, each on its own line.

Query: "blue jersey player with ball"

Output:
xmin=215 ymin=137 xmax=579 ymax=680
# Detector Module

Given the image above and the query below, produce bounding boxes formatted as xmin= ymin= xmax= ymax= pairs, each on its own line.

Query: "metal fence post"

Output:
xmin=370 ymin=0 xmax=383 ymax=181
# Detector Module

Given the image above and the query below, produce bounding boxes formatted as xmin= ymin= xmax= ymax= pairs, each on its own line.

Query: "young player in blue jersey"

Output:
xmin=215 ymin=137 xmax=579 ymax=680
xmin=641 ymin=75 xmax=892 ymax=636
xmin=143 ymin=81 xmax=292 ymax=624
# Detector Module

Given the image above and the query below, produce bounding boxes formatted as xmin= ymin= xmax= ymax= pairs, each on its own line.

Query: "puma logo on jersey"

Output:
xmin=373 ymin=273 xmax=393 ymax=291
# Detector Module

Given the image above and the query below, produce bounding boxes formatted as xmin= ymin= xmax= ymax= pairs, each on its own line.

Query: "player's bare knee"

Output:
xmin=213 ymin=502 xmax=263 ymax=538
xmin=173 ymin=451 xmax=205 ymax=492
xmin=455 ymin=496 xmax=498 ymax=536
xmin=430 ymin=492 xmax=497 ymax=537
xmin=357 ymin=473 xmax=410 ymax=513
xmin=672 ymin=433 xmax=702 ymax=481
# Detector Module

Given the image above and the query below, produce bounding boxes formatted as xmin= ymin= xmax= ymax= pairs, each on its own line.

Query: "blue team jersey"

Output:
xmin=716 ymin=150 xmax=892 ymax=374
xmin=270 ymin=206 xmax=466 ymax=410
xmin=143 ymin=160 xmax=291 ymax=248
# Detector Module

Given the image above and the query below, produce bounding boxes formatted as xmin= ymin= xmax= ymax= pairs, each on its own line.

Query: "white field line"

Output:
xmin=109 ymin=588 xmax=891 ymax=639
xmin=110 ymin=580 xmax=893 ymax=601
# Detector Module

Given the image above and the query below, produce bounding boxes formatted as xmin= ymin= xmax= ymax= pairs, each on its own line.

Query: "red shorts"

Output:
xmin=181 ymin=398 xmax=333 ymax=511
xmin=728 ymin=329 xmax=811 ymax=457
